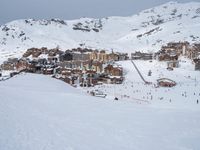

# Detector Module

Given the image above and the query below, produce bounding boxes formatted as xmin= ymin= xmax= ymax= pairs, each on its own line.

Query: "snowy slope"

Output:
xmin=0 ymin=73 xmax=200 ymax=150
xmin=85 ymin=58 xmax=200 ymax=108
xmin=0 ymin=1 xmax=200 ymax=62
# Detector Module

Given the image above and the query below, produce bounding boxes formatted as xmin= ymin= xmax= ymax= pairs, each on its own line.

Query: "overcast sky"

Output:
xmin=0 ymin=0 xmax=199 ymax=25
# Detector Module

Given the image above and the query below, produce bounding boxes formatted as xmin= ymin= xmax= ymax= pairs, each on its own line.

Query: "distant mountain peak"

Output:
xmin=0 ymin=1 xmax=200 ymax=63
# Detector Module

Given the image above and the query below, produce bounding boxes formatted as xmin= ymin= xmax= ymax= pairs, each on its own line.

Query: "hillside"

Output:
xmin=0 ymin=1 xmax=200 ymax=62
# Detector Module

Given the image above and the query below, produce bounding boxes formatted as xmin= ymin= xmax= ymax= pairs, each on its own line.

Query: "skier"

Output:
xmin=197 ymin=100 xmax=199 ymax=104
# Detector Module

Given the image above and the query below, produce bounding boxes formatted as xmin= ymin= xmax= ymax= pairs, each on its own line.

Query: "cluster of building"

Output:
xmin=131 ymin=41 xmax=200 ymax=71
xmin=1 ymin=41 xmax=199 ymax=88
xmin=0 ymin=47 xmax=127 ymax=86
xmin=158 ymin=42 xmax=200 ymax=70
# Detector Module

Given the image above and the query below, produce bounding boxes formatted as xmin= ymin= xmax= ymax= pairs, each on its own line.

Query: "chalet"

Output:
xmin=48 ymin=56 xmax=58 ymax=64
xmin=108 ymin=52 xmax=119 ymax=61
xmin=98 ymin=74 xmax=123 ymax=84
xmin=23 ymin=47 xmax=49 ymax=58
xmin=158 ymin=51 xmax=178 ymax=61
xmin=58 ymin=61 xmax=72 ymax=68
xmin=72 ymin=61 xmax=83 ymax=70
xmin=42 ymin=68 xmax=54 ymax=75
xmin=193 ymin=58 xmax=200 ymax=71
xmin=16 ymin=59 xmax=30 ymax=71
xmin=89 ymin=50 xmax=110 ymax=62
xmin=48 ymin=48 xmax=60 ymax=57
xmin=1 ymin=58 xmax=19 ymax=71
xmin=47 ymin=48 xmax=62 ymax=63
xmin=7 ymin=58 xmax=18 ymax=64
xmin=59 ymin=50 xmax=73 ymax=62
xmin=117 ymin=53 xmax=129 ymax=61
xmin=82 ymin=60 xmax=92 ymax=71
xmin=167 ymin=61 xmax=179 ymax=68
xmin=38 ymin=58 xmax=47 ymax=66
xmin=79 ymin=70 xmax=98 ymax=87
xmin=1 ymin=61 xmax=15 ymax=70
xmin=104 ymin=64 xmax=123 ymax=76
xmin=99 ymin=50 xmax=109 ymax=62
xmin=72 ymin=68 xmax=82 ymax=75
xmin=61 ymin=69 xmax=72 ymax=77
xmin=97 ymin=74 xmax=109 ymax=84
xmin=72 ymin=52 xmax=90 ymax=61
xmin=86 ymin=70 xmax=98 ymax=86
xmin=187 ymin=44 xmax=200 ymax=59
xmin=25 ymin=63 xmax=36 ymax=73
xmin=89 ymin=50 xmax=99 ymax=61
xmin=32 ymin=50 xmax=42 ymax=58
xmin=157 ymin=78 xmax=176 ymax=87
xmin=131 ymin=52 xmax=153 ymax=60
xmin=53 ymin=66 xmax=62 ymax=74
xmin=109 ymin=76 xmax=124 ymax=84
xmin=63 ymin=76 xmax=76 ymax=85
xmin=161 ymin=41 xmax=190 ymax=56
xmin=58 ymin=61 xmax=83 ymax=70
xmin=91 ymin=61 xmax=103 ymax=73
xmin=23 ymin=49 xmax=32 ymax=57
xmin=25 ymin=60 xmax=44 ymax=73
xmin=59 ymin=68 xmax=77 ymax=85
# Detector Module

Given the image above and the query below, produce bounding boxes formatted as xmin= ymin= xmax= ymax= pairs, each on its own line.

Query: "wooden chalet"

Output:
xmin=1 ymin=62 xmax=15 ymax=70
xmin=16 ymin=59 xmax=30 ymax=71
xmin=91 ymin=61 xmax=103 ymax=73
xmin=89 ymin=50 xmax=99 ymax=61
xmin=1 ymin=58 xmax=18 ymax=70
xmin=42 ymin=68 xmax=54 ymax=75
xmin=131 ymin=52 xmax=153 ymax=60
xmin=108 ymin=52 xmax=119 ymax=61
xmin=63 ymin=76 xmax=76 ymax=85
xmin=161 ymin=41 xmax=190 ymax=57
xmin=109 ymin=76 xmax=123 ymax=84
xmin=104 ymin=64 xmax=123 ymax=76
xmin=158 ymin=51 xmax=178 ymax=61
xmin=99 ymin=50 xmax=109 ymax=62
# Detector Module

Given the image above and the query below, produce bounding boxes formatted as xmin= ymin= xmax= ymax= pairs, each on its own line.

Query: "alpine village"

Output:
xmin=0 ymin=41 xmax=200 ymax=97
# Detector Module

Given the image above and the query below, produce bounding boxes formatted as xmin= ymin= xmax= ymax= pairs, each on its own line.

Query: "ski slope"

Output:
xmin=85 ymin=57 xmax=200 ymax=107
xmin=0 ymin=73 xmax=200 ymax=150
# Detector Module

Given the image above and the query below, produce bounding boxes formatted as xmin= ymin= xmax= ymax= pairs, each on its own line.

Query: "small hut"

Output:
xmin=157 ymin=78 xmax=176 ymax=87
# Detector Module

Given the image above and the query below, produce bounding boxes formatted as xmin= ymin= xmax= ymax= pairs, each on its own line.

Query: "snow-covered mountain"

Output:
xmin=0 ymin=1 xmax=200 ymax=62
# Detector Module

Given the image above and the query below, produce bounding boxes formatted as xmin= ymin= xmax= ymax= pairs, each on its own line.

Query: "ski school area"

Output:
xmin=84 ymin=59 xmax=200 ymax=107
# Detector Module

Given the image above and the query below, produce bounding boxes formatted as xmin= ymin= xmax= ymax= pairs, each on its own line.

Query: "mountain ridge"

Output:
xmin=0 ymin=1 xmax=200 ymax=62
